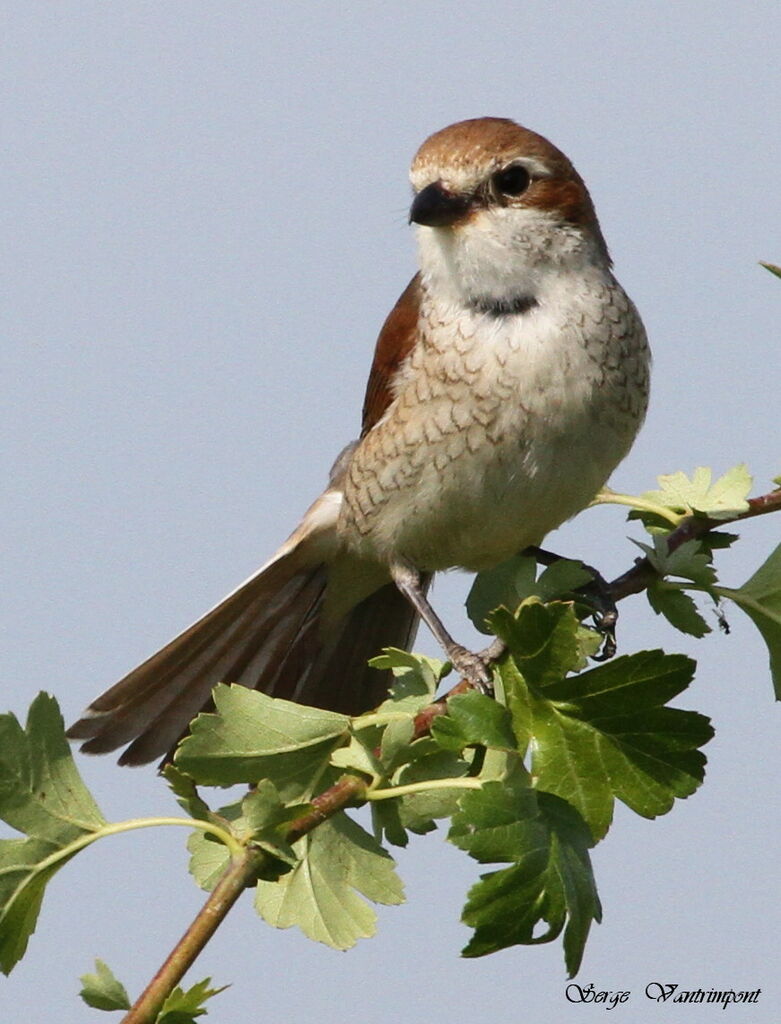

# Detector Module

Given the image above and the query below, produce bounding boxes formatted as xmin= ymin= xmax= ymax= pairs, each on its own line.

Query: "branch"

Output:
xmin=122 ymin=848 xmax=265 ymax=1024
xmin=122 ymin=775 xmax=367 ymax=1023
xmin=122 ymin=484 xmax=781 ymax=1021
xmin=608 ymin=485 xmax=781 ymax=601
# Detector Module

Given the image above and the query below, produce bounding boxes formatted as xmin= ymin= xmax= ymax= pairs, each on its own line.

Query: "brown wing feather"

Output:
xmin=361 ymin=274 xmax=422 ymax=435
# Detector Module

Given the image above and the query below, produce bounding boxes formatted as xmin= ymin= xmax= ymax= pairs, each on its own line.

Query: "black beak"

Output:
xmin=409 ymin=182 xmax=471 ymax=227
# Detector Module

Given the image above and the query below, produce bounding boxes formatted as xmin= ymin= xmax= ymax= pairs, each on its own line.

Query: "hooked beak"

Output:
xmin=409 ymin=182 xmax=471 ymax=227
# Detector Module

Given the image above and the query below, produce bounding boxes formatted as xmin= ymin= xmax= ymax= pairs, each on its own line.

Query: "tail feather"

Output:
xmin=286 ymin=581 xmax=425 ymax=712
xmin=68 ymin=549 xmax=425 ymax=766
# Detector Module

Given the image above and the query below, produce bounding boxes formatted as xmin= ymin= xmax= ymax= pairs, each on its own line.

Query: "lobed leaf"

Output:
xmin=369 ymin=648 xmax=443 ymax=712
xmin=0 ymin=693 xmax=105 ymax=843
xmin=449 ymin=770 xmax=600 ymax=976
xmin=163 ymin=765 xmax=216 ymax=824
xmin=635 ymin=536 xmax=718 ymax=589
xmin=493 ymin=601 xmax=712 ymax=840
xmin=0 ymin=837 xmax=62 ymax=973
xmin=467 ymin=555 xmax=591 ymax=634
xmin=647 ymin=582 xmax=711 ymax=637
xmin=79 ymin=958 xmax=131 ymax=1011
xmin=254 ymin=812 xmax=403 ymax=950
xmin=431 ymin=691 xmax=517 ymax=752
xmin=723 ymin=542 xmax=781 ymax=698
xmin=175 ymin=685 xmax=350 ymax=796
xmin=641 ymin=465 xmax=752 ymax=520
xmin=187 ymin=831 xmax=233 ymax=893
xmin=157 ymin=976 xmax=229 ymax=1022
xmin=393 ymin=750 xmax=471 ymax=831
xmin=489 ymin=601 xmax=583 ymax=688
xmin=0 ymin=694 xmax=106 ymax=973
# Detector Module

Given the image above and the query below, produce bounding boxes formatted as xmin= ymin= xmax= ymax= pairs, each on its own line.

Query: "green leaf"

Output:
xmin=647 ymin=582 xmax=711 ymax=637
xmin=369 ymin=648 xmax=443 ymax=711
xmin=467 ymin=555 xmax=537 ymax=633
xmin=489 ymin=600 xmax=583 ymax=688
xmin=723 ymin=542 xmax=781 ymax=698
xmin=467 ymin=555 xmax=592 ymax=633
xmin=0 ymin=837 xmax=62 ymax=973
xmin=186 ymin=783 xmax=305 ymax=891
xmin=635 ymin=537 xmax=717 ymax=589
xmin=393 ymin=750 xmax=471 ymax=831
xmin=187 ymin=831 xmax=232 ymax=892
xmin=495 ymin=602 xmax=712 ymax=840
xmin=329 ymin=733 xmax=380 ymax=775
xmin=175 ymin=685 xmax=350 ymax=797
xmin=239 ymin=781 xmax=303 ymax=867
xmin=431 ymin=692 xmax=516 ymax=752
xmin=0 ymin=693 xmax=106 ymax=842
xmin=378 ymin=717 xmax=416 ymax=769
xmin=641 ymin=465 xmax=752 ymax=520
xmin=157 ymin=977 xmax=229 ymax=1023
xmin=79 ymin=958 xmax=131 ymax=1011
xmin=536 ymin=560 xmax=595 ymax=600
xmin=698 ymin=530 xmax=739 ymax=552
xmin=371 ymin=798 xmax=410 ymax=848
xmin=372 ymin=736 xmax=462 ymax=841
xmin=518 ymin=652 xmax=710 ymax=838
xmin=254 ymin=812 xmax=403 ymax=950
xmin=0 ymin=694 xmax=106 ymax=973
xmin=449 ymin=772 xmax=600 ymax=976
xmin=163 ymin=765 xmax=215 ymax=823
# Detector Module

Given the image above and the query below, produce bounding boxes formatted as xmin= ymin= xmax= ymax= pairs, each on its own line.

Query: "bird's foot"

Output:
xmin=590 ymin=609 xmax=617 ymax=661
xmin=447 ymin=643 xmax=496 ymax=695
xmin=576 ymin=576 xmax=618 ymax=661
xmin=525 ymin=546 xmax=618 ymax=660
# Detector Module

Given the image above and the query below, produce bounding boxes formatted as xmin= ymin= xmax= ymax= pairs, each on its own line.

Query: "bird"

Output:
xmin=68 ymin=117 xmax=650 ymax=766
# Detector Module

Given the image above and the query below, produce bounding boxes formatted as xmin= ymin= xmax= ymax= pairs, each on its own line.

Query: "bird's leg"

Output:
xmin=390 ymin=562 xmax=494 ymax=691
xmin=524 ymin=545 xmax=618 ymax=660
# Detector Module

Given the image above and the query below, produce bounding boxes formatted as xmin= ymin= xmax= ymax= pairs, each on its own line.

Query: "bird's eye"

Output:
xmin=491 ymin=164 xmax=530 ymax=197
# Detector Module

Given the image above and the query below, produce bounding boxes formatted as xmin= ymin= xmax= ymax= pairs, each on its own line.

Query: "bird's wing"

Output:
xmin=360 ymin=273 xmax=421 ymax=435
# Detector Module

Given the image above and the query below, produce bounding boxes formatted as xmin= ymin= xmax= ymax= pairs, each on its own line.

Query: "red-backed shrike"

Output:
xmin=69 ymin=117 xmax=650 ymax=765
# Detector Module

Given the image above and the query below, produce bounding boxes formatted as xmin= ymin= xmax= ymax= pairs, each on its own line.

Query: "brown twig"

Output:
xmin=122 ymin=775 xmax=368 ymax=1023
xmin=122 ymin=699 xmax=468 ymax=1021
xmin=122 ymin=847 xmax=265 ymax=1023
xmin=607 ymin=486 xmax=781 ymax=601
xmin=286 ymin=774 xmax=367 ymax=844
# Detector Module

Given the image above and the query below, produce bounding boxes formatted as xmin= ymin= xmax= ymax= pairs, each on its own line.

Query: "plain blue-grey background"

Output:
xmin=2 ymin=3 xmax=780 ymax=1021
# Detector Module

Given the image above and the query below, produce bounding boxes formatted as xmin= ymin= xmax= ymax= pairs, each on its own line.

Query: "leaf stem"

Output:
xmin=102 ymin=817 xmax=243 ymax=856
xmin=2 ymin=817 xmax=244 ymax=936
xmin=591 ymin=489 xmax=683 ymax=526
xmin=367 ymin=778 xmax=483 ymax=800
xmin=352 ymin=710 xmax=419 ymax=730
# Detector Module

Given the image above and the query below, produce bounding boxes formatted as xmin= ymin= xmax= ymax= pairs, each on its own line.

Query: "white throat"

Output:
xmin=416 ymin=206 xmax=608 ymax=312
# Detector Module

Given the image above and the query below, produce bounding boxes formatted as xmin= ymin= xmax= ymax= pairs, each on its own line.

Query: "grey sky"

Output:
xmin=2 ymin=3 xmax=780 ymax=1021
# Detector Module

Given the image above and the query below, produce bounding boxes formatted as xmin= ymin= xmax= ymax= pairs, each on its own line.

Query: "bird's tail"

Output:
xmin=68 ymin=545 xmax=421 ymax=766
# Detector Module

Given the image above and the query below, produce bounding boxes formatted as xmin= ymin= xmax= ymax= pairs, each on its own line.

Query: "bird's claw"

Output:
xmin=447 ymin=644 xmax=495 ymax=695
xmin=569 ymin=565 xmax=619 ymax=661
xmin=590 ymin=608 xmax=617 ymax=661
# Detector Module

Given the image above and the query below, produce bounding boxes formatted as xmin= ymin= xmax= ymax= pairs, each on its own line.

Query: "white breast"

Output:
xmin=340 ymin=265 xmax=649 ymax=572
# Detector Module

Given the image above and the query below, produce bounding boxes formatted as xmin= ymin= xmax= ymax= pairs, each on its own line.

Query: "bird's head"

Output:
xmin=409 ymin=117 xmax=611 ymax=311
